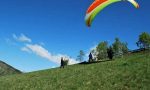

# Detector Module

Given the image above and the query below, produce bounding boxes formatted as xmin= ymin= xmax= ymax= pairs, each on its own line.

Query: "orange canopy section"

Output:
xmin=87 ymin=0 xmax=108 ymax=13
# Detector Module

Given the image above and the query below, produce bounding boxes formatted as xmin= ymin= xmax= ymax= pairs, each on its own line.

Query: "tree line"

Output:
xmin=77 ymin=32 xmax=150 ymax=62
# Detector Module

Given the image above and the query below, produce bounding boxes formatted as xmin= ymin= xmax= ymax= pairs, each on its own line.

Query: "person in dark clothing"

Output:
xmin=89 ymin=53 xmax=93 ymax=62
xmin=60 ymin=57 xmax=64 ymax=68
xmin=107 ymin=46 xmax=114 ymax=60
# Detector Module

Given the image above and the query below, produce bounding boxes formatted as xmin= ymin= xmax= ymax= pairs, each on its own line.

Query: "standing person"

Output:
xmin=60 ymin=57 xmax=64 ymax=68
xmin=89 ymin=53 xmax=93 ymax=62
xmin=107 ymin=46 xmax=114 ymax=60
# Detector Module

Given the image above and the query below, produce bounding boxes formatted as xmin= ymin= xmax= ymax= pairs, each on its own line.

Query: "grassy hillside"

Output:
xmin=0 ymin=61 xmax=21 ymax=76
xmin=0 ymin=51 xmax=149 ymax=90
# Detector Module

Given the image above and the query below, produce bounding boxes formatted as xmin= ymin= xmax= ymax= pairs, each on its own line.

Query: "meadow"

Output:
xmin=0 ymin=51 xmax=149 ymax=90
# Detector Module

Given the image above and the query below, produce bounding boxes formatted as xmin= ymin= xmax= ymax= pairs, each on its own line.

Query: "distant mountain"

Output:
xmin=0 ymin=61 xmax=22 ymax=76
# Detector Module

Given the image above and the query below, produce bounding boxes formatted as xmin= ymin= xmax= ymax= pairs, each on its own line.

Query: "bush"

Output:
xmin=63 ymin=60 xmax=69 ymax=66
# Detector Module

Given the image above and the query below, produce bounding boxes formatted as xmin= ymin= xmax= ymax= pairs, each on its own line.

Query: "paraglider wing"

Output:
xmin=85 ymin=0 xmax=139 ymax=27
xmin=127 ymin=0 xmax=139 ymax=8
xmin=85 ymin=0 xmax=121 ymax=27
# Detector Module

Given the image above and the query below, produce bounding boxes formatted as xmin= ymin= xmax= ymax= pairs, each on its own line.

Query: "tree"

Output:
xmin=136 ymin=32 xmax=150 ymax=49
xmin=91 ymin=49 xmax=98 ymax=61
xmin=76 ymin=50 xmax=85 ymax=62
xmin=96 ymin=41 xmax=108 ymax=60
xmin=112 ymin=38 xmax=128 ymax=57
xmin=112 ymin=38 xmax=123 ymax=57
xmin=122 ymin=42 xmax=128 ymax=54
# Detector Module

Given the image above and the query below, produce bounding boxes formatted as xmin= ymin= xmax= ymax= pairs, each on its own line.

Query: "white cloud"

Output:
xmin=11 ymin=33 xmax=78 ymax=65
xmin=22 ymin=44 xmax=78 ymax=65
xmin=13 ymin=34 xmax=32 ymax=43
xmin=21 ymin=47 xmax=31 ymax=53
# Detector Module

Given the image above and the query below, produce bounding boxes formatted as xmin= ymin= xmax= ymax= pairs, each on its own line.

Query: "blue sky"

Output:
xmin=0 ymin=0 xmax=149 ymax=72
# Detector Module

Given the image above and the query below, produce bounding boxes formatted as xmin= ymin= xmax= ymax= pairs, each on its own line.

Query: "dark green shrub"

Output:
xmin=63 ymin=60 xmax=68 ymax=66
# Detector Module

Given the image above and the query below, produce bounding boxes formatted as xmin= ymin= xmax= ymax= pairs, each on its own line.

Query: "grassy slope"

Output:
xmin=0 ymin=52 xmax=149 ymax=90
xmin=0 ymin=61 xmax=21 ymax=76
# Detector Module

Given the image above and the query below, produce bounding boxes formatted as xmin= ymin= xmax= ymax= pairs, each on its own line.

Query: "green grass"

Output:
xmin=0 ymin=51 xmax=150 ymax=90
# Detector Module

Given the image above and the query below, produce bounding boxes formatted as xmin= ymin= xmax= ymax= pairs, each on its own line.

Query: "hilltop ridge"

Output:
xmin=0 ymin=60 xmax=21 ymax=76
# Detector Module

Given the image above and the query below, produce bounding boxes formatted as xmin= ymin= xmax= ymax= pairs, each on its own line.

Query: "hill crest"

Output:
xmin=0 ymin=60 xmax=21 ymax=76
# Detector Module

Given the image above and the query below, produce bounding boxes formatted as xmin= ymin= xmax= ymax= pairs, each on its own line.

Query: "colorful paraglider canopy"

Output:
xmin=85 ymin=0 xmax=139 ymax=27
